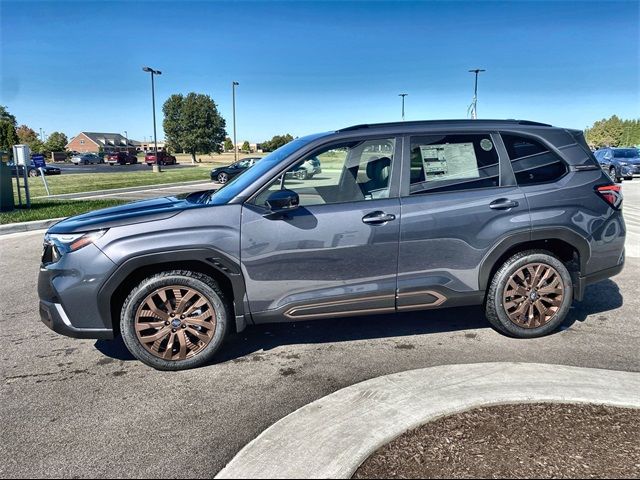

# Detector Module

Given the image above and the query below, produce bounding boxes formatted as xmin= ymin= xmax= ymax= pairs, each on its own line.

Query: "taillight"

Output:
xmin=596 ymin=184 xmax=623 ymax=209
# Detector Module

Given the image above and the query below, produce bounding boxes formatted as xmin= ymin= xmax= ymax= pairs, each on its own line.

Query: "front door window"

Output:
xmin=252 ymin=138 xmax=396 ymax=208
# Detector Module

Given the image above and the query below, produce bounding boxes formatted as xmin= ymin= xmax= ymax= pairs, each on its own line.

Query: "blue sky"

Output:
xmin=1 ymin=0 xmax=638 ymax=143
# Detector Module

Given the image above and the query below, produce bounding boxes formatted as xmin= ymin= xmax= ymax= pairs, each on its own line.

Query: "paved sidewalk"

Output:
xmin=216 ymin=362 xmax=640 ymax=479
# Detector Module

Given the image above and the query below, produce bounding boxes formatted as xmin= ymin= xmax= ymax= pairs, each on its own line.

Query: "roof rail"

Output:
xmin=338 ymin=119 xmax=552 ymax=132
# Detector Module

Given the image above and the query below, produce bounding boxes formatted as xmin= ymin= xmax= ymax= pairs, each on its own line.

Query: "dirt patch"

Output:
xmin=353 ymin=403 xmax=640 ymax=479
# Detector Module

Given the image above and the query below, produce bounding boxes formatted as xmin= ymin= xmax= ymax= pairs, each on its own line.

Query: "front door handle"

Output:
xmin=362 ymin=211 xmax=396 ymax=225
xmin=489 ymin=198 xmax=519 ymax=210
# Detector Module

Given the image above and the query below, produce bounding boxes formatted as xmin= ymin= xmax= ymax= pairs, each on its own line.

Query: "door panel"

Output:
xmin=397 ymin=187 xmax=530 ymax=307
xmin=397 ymin=132 xmax=531 ymax=309
xmin=241 ymin=199 xmax=400 ymax=321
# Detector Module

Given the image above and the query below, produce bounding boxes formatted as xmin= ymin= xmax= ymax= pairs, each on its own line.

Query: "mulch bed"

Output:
xmin=353 ymin=403 xmax=640 ymax=479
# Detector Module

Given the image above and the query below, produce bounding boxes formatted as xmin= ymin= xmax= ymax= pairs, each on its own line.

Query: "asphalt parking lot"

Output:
xmin=1 ymin=182 xmax=639 ymax=478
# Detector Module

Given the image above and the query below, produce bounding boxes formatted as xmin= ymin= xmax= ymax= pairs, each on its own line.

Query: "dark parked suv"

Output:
xmin=38 ymin=120 xmax=626 ymax=370
xmin=594 ymin=147 xmax=640 ymax=182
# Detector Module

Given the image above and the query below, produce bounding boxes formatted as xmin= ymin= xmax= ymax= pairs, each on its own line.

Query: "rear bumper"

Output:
xmin=575 ymin=253 xmax=625 ymax=301
xmin=39 ymin=300 xmax=113 ymax=339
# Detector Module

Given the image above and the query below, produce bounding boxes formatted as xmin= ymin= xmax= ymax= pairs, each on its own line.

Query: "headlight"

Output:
xmin=619 ymin=162 xmax=628 ymax=166
xmin=45 ymin=229 xmax=108 ymax=257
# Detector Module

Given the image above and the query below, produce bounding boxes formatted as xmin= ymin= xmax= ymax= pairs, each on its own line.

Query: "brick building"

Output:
xmin=66 ymin=132 xmax=137 ymax=154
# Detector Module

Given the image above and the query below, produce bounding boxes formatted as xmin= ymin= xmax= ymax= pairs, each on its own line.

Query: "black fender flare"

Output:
xmin=478 ymin=228 xmax=591 ymax=292
xmin=97 ymin=248 xmax=249 ymax=334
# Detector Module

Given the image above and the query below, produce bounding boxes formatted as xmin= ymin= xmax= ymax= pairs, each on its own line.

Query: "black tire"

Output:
xmin=120 ymin=270 xmax=229 ymax=371
xmin=609 ymin=167 xmax=621 ymax=183
xmin=485 ymin=250 xmax=573 ymax=338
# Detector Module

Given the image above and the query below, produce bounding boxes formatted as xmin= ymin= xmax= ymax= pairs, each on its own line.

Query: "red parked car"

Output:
xmin=145 ymin=151 xmax=177 ymax=166
xmin=106 ymin=152 xmax=138 ymax=165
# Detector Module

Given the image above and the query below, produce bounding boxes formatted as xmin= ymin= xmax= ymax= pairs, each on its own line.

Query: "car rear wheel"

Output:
xmin=120 ymin=270 xmax=229 ymax=371
xmin=485 ymin=250 xmax=573 ymax=338
xmin=217 ymin=172 xmax=229 ymax=183
xmin=28 ymin=169 xmax=38 ymax=177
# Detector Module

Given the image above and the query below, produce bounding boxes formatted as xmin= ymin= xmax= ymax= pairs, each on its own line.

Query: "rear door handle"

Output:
xmin=489 ymin=198 xmax=519 ymax=210
xmin=362 ymin=211 xmax=396 ymax=225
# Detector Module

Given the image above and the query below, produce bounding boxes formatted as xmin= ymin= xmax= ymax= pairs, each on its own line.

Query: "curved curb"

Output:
xmin=216 ymin=362 xmax=640 ymax=479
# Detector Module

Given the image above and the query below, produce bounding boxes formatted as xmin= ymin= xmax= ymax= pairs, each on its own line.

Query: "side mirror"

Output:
xmin=265 ymin=189 xmax=299 ymax=212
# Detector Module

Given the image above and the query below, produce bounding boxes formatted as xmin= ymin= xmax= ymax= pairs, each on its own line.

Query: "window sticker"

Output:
xmin=480 ymin=138 xmax=494 ymax=151
xmin=419 ymin=143 xmax=480 ymax=180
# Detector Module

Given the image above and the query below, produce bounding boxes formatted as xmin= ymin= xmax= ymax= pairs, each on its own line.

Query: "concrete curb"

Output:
xmin=0 ymin=217 xmax=65 ymax=236
xmin=215 ymin=362 xmax=640 ymax=479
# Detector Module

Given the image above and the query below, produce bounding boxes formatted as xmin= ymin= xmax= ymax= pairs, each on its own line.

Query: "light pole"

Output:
xmin=232 ymin=81 xmax=239 ymax=162
xmin=468 ymin=68 xmax=485 ymax=120
xmin=143 ymin=66 xmax=162 ymax=172
xmin=124 ymin=130 xmax=128 ymax=153
xmin=398 ymin=93 xmax=408 ymax=121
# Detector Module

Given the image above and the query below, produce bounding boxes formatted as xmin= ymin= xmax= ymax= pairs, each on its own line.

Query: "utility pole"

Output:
xmin=124 ymin=130 xmax=128 ymax=153
xmin=143 ymin=66 xmax=162 ymax=172
xmin=232 ymin=81 xmax=239 ymax=162
xmin=398 ymin=93 xmax=408 ymax=121
xmin=468 ymin=68 xmax=485 ymax=120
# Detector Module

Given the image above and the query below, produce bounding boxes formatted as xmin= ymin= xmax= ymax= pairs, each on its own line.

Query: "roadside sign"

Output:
xmin=32 ymin=155 xmax=46 ymax=168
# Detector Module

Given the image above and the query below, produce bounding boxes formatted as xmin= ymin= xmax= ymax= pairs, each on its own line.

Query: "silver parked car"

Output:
xmin=71 ymin=153 xmax=102 ymax=165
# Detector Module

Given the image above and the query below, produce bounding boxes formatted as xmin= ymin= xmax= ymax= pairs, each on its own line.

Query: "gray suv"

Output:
xmin=38 ymin=120 xmax=626 ymax=370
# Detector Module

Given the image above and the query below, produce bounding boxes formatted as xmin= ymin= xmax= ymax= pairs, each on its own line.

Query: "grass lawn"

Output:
xmin=25 ymin=165 xmax=212 ymax=198
xmin=1 ymin=199 xmax=127 ymax=224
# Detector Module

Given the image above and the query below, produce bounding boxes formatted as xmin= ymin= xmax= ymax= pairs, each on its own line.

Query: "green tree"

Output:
xmin=0 ymin=106 xmax=18 ymax=156
xmin=261 ymin=133 xmax=294 ymax=152
xmin=224 ymin=137 xmax=234 ymax=152
xmin=584 ymin=115 xmax=639 ymax=148
xmin=16 ymin=124 xmax=45 ymax=153
xmin=45 ymin=131 xmax=68 ymax=153
xmin=241 ymin=140 xmax=251 ymax=153
xmin=163 ymin=92 xmax=227 ymax=163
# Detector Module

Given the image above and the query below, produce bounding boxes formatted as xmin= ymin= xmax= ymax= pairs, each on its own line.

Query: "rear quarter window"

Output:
xmin=502 ymin=134 xmax=568 ymax=185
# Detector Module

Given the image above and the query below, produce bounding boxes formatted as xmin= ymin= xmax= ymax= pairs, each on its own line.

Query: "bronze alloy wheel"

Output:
xmin=503 ymin=263 xmax=564 ymax=329
xmin=135 ymin=285 xmax=217 ymax=361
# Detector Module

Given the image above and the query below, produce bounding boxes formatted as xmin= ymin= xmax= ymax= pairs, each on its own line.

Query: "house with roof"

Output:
xmin=66 ymin=132 xmax=138 ymax=154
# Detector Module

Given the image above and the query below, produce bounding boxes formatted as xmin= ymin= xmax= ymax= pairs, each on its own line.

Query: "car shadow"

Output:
xmin=94 ymin=279 xmax=623 ymax=364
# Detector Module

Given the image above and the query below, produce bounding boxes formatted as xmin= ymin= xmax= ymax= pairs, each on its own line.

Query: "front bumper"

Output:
xmin=39 ymin=300 xmax=113 ymax=339
xmin=38 ymin=243 xmax=117 ymax=340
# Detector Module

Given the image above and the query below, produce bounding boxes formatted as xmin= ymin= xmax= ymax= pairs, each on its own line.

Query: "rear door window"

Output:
xmin=408 ymin=134 xmax=499 ymax=194
xmin=501 ymin=134 xmax=567 ymax=185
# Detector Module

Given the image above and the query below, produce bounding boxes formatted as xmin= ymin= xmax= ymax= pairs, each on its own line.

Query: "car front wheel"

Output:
xmin=120 ymin=270 xmax=229 ymax=371
xmin=609 ymin=166 xmax=621 ymax=183
xmin=485 ymin=250 xmax=573 ymax=338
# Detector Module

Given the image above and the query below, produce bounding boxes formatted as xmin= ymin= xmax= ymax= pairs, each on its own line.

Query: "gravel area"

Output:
xmin=353 ymin=403 xmax=640 ymax=479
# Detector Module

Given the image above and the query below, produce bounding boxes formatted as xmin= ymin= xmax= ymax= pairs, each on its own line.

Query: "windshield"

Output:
xmin=206 ymin=133 xmax=328 ymax=205
xmin=613 ymin=149 xmax=639 ymax=158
